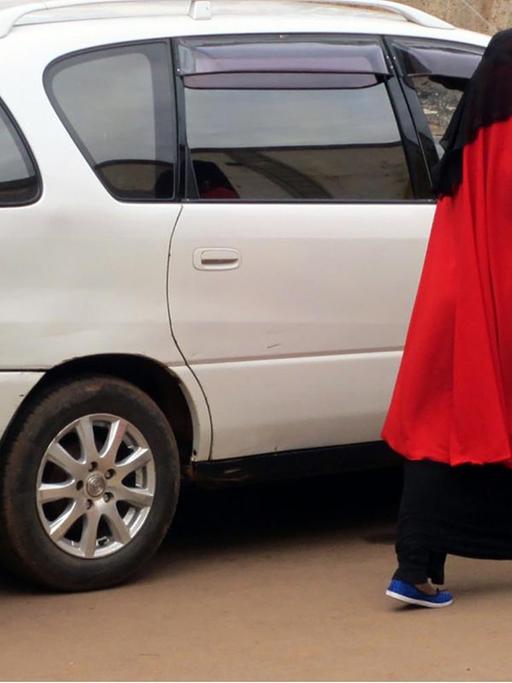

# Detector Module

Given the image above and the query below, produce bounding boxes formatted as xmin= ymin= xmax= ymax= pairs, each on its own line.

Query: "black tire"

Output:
xmin=0 ymin=375 xmax=180 ymax=592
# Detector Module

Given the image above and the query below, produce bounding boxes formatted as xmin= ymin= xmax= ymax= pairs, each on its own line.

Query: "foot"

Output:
xmin=415 ymin=581 xmax=437 ymax=596
xmin=386 ymin=579 xmax=453 ymax=608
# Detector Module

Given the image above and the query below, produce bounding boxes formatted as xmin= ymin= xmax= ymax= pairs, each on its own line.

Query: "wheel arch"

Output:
xmin=1 ymin=354 xmax=195 ymax=472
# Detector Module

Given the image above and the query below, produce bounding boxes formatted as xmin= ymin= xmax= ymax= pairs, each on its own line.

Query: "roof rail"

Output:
xmin=0 ymin=0 xmax=132 ymax=37
xmin=301 ymin=0 xmax=454 ymax=29
xmin=0 ymin=0 xmax=212 ymax=37
xmin=0 ymin=0 xmax=454 ymax=38
xmin=188 ymin=0 xmax=211 ymax=20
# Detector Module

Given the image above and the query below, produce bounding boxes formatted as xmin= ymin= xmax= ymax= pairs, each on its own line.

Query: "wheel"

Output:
xmin=0 ymin=375 xmax=180 ymax=591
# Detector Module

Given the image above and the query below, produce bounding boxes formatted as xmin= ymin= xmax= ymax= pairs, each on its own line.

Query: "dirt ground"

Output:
xmin=1 ymin=466 xmax=512 ymax=681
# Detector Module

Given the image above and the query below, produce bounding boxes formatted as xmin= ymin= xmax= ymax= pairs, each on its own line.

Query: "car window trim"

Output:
xmin=381 ymin=47 xmax=432 ymax=200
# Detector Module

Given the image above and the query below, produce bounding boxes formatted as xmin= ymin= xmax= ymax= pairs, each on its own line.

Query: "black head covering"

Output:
xmin=433 ymin=29 xmax=512 ymax=197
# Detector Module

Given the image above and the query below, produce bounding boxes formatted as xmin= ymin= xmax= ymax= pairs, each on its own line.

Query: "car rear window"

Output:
xmin=45 ymin=42 xmax=176 ymax=202
xmin=0 ymin=103 xmax=40 ymax=206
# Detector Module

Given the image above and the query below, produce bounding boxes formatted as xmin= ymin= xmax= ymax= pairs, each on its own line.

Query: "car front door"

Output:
xmin=168 ymin=34 xmax=437 ymax=461
xmin=387 ymin=36 xmax=485 ymax=173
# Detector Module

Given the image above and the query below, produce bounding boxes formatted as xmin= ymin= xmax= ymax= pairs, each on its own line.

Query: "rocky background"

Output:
xmin=409 ymin=0 xmax=510 ymax=33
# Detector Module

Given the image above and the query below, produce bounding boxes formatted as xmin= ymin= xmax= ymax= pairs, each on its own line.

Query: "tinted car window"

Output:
xmin=410 ymin=75 xmax=463 ymax=147
xmin=184 ymin=73 xmax=411 ymax=201
xmin=0 ymin=104 xmax=39 ymax=206
xmin=392 ymin=40 xmax=483 ymax=152
xmin=46 ymin=42 xmax=176 ymax=201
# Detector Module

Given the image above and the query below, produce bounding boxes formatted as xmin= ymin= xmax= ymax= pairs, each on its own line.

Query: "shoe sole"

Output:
xmin=386 ymin=589 xmax=453 ymax=608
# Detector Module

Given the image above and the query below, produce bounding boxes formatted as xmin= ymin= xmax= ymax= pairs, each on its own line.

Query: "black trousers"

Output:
xmin=393 ymin=544 xmax=447 ymax=585
xmin=393 ymin=458 xmax=512 ymax=585
xmin=393 ymin=460 xmax=448 ymax=585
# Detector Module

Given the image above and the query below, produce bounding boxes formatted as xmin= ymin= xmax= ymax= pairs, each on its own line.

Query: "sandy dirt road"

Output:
xmin=0 ymin=466 xmax=512 ymax=681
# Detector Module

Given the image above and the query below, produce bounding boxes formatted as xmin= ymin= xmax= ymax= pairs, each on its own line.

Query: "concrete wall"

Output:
xmin=407 ymin=0 xmax=511 ymax=33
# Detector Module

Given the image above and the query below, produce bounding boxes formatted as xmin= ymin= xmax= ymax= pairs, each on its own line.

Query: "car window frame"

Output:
xmin=385 ymin=36 xmax=485 ymax=193
xmin=173 ymin=33 xmax=431 ymax=205
xmin=0 ymin=99 xmax=42 ymax=208
xmin=43 ymin=39 xmax=179 ymax=205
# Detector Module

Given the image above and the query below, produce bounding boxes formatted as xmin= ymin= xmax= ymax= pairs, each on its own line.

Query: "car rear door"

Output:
xmin=168 ymin=33 xmax=436 ymax=461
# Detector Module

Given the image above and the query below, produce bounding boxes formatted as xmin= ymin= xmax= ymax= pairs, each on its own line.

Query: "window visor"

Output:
xmin=177 ymin=35 xmax=390 ymax=76
xmin=392 ymin=40 xmax=482 ymax=79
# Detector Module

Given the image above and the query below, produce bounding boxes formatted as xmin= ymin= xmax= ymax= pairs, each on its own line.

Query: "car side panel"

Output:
xmin=0 ymin=42 xmax=185 ymax=371
xmin=0 ymin=373 xmax=43 ymax=440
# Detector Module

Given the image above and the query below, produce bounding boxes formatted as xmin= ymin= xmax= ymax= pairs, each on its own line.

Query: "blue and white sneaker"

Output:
xmin=386 ymin=579 xmax=454 ymax=608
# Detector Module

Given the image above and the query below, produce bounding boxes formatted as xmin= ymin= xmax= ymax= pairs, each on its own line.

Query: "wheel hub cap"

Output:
xmin=36 ymin=414 xmax=156 ymax=559
xmin=86 ymin=473 xmax=106 ymax=498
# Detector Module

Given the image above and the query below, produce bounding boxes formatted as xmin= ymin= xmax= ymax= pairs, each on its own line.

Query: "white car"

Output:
xmin=0 ymin=0 xmax=488 ymax=591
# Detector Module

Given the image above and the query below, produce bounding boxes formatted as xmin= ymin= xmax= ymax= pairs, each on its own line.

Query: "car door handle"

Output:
xmin=193 ymin=248 xmax=241 ymax=271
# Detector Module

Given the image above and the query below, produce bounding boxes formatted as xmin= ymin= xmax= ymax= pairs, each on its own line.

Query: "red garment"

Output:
xmin=382 ymin=119 xmax=512 ymax=466
xmin=201 ymin=186 xmax=239 ymax=199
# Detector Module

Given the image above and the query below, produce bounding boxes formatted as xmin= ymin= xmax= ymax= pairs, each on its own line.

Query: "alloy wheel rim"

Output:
xmin=36 ymin=414 xmax=156 ymax=559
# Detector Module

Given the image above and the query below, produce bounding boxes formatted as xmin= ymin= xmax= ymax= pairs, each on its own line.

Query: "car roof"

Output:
xmin=0 ymin=0 xmax=490 ymax=60
xmin=5 ymin=0 xmax=453 ymax=30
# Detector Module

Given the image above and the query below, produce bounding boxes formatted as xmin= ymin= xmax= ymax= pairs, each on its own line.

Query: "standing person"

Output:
xmin=382 ymin=29 xmax=512 ymax=609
